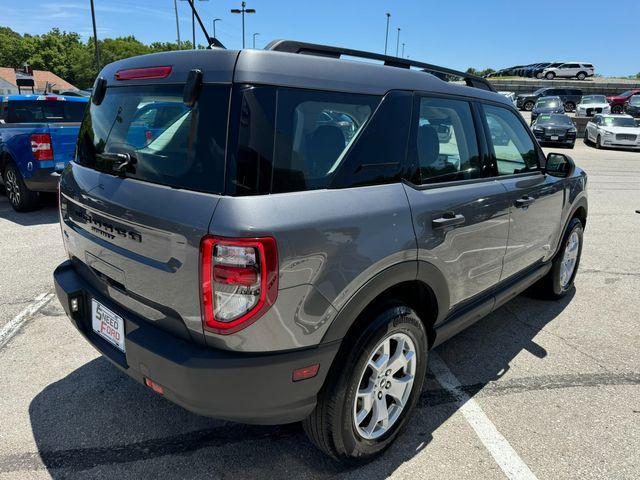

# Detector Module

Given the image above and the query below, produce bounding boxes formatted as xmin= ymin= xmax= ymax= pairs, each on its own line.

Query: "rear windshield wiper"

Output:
xmin=96 ymin=152 xmax=137 ymax=176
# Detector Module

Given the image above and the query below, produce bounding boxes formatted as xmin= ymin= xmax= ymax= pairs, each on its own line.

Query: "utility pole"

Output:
xmin=384 ymin=13 xmax=391 ymax=55
xmin=252 ymin=32 xmax=260 ymax=49
xmin=230 ymin=1 xmax=256 ymax=49
xmin=402 ymin=43 xmax=405 ymax=58
xmin=90 ymin=0 xmax=100 ymax=69
xmin=173 ymin=0 xmax=181 ymax=48
xmin=181 ymin=0 xmax=208 ymax=48
xmin=212 ymin=18 xmax=221 ymax=39
xmin=396 ymin=27 xmax=401 ymax=57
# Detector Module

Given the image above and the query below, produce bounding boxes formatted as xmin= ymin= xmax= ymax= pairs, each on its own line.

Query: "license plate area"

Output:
xmin=92 ymin=299 xmax=126 ymax=353
xmin=551 ymin=135 xmax=559 ymax=141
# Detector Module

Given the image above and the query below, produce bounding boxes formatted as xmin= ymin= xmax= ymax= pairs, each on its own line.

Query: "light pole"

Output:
xmin=402 ymin=43 xmax=405 ymax=58
xmin=212 ymin=18 xmax=221 ymax=39
xmin=384 ymin=13 xmax=391 ymax=55
xmin=181 ymin=0 xmax=209 ymax=48
xmin=89 ymin=0 xmax=100 ymax=69
xmin=396 ymin=27 xmax=401 ymax=57
xmin=173 ymin=0 xmax=181 ymax=48
xmin=252 ymin=32 xmax=260 ymax=49
xmin=230 ymin=1 xmax=256 ymax=49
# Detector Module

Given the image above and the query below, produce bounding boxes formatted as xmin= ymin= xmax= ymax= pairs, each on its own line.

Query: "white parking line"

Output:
xmin=0 ymin=292 xmax=55 ymax=350
xmin=429 ymin=351 xmax=539 ymax=480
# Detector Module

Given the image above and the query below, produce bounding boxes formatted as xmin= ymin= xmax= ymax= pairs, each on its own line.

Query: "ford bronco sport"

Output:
xmin=54 ymin=41 xmax=588 ymax=463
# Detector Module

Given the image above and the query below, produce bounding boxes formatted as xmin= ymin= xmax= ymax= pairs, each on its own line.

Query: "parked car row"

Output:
xmin=517 ymin=87 xmax=583 ymax=112
xmin=488 ymin=62 xmax=596 ymax=80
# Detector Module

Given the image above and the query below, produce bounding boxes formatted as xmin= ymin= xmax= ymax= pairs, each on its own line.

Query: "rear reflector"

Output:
xmin=292 ymin=364 xmax=320 ymax=382
xmin=115 ymin=66 xmax=172 ymax=81
xmin=30 ymin=133 xmax=53 ymax=161
xmin=144 ymin=378 xmax=164 ymax=395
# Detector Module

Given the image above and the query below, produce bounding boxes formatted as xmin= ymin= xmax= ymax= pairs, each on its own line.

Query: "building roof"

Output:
xmin=0 ymin=67 xmax=77 ymax=92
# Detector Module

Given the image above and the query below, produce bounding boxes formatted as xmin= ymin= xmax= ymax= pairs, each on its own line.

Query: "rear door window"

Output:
xmin=6 ymin=100 xmax=87 ymax=123
xmin=408 ymin=96 xmax=481 ymax=185
xmin=272 ymin=88 xmax=379 ymax=193
xmin=76 ymin=84 xmax=229 ymax=194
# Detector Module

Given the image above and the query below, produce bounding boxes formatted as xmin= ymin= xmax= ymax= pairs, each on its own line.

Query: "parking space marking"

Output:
xmin=0 ymin=292 xmax=55 ymax=350
xmin=430 ymin=352 xmax=539 ymax=480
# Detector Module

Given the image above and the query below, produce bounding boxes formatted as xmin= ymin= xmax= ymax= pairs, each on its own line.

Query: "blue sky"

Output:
xmin=4 ymin=0 xmax=639 ymax=76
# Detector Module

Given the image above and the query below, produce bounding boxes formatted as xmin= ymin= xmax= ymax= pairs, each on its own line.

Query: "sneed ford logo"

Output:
xmin=75 ymin=209 xmax=142 ymax=243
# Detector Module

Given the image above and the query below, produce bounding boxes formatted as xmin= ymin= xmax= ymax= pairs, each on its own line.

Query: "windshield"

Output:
xmin=76 ymin=84 xmax=229 ymax=193
xmin=6 ymin=100 xmax=87 ymax=123
xmin=537 ymin=114 xmax=573 ymax=126
xmin=533 ymin=88 xmax=548 ymax=96
xmin=581 ymin=95 xmax=606 ymax=104
xmin=536 ymin=98 xmax=561 ymax=108
xmin=602 ymin=117 xmax=636 ymax=128
xmin=619 ymin=90 xmax=634 ymax=98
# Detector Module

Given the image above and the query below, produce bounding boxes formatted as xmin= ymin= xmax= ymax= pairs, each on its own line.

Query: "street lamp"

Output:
xmin=89 ymin=0 xmax=100 ymax=69
xmin=252 ymin=32 xmax=260 ymax=49
xmin=212 ymin=18 xmax=221 ymax=39
xmin=396 ymin=27 xmax=401 ymax=57
xmin=173 ymin=0 xmax=181 ymax=49
xmin=230 ymin=1 xmax=256 ymax=49
xmin=402 ymin=43 xmax=405 ymax=58
xmin=384 ymin=13 xmax=391 ymax=55
xmin=180 ymin=0 xmax=209 ymax=48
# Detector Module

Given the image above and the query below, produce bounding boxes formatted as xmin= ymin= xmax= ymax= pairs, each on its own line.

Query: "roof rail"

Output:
xmin=264 ymin=40 xmax=496 ymax=93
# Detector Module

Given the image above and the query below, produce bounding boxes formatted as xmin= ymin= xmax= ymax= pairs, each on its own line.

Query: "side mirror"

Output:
xmin=545 ymin=152 xmax=575 ymax=178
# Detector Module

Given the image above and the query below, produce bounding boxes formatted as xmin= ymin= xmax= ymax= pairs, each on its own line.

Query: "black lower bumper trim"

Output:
xmin=54 ymin=260 xmax=340 ymax=425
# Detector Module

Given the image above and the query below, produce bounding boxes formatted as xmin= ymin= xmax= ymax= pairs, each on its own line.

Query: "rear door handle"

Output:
xmin=432 ymin=213 xmax=466 ymax=229
xmin=515 ymin=196 xmax=536 ymax=208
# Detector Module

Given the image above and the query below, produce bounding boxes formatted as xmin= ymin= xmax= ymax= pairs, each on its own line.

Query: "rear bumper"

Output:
xmin=53 ymin=260 xmax=340 ymax=425
xmin=24 ymin=167 xmax=60 ymax=192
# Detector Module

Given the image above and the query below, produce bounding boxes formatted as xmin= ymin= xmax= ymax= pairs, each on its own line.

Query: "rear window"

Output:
xmin=6 ymin=100 xmax=87 ymax=123
xmin=76 ymin=84 xmax=229 ymax=194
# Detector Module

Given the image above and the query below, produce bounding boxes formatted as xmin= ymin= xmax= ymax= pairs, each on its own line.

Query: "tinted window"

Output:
xmin=547 ymin=89 xmax=563 ymax=96
xmin=566 ymin=64 xmax=580 ymax=68
xmin=569 ymin=90 xmax=582 ymax=96
xmin=409 ymin=96 xmax=481 ymax=185
xmin=629 ymin=96 xmax=640 ymax=106
xmin=331 ymin=91 xmax=411 ymax=189
xmin=483 ymin=105 xmax=539 ymax=175
xmin=227 ymin=85 xmax=276 ymax=196
xmin=7 ymin=100 xmax=87 ymax=123
xmin=272 ymin=89 xmax=379 ymax=193
xmin=76 ymin=84 xmax=229 ymax=194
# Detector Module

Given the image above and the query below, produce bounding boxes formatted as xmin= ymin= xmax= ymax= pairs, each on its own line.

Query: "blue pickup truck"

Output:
xmin=0 ymin=94 xmax=88 ymax=211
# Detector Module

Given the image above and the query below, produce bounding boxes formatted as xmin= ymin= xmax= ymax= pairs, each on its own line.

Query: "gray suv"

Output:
xmin=53 ymin=41 xmax=588 ymax=464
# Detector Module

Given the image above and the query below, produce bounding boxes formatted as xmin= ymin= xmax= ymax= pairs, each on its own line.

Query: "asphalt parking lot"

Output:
xmin=0 ymin=139 xmax=639 ymax=479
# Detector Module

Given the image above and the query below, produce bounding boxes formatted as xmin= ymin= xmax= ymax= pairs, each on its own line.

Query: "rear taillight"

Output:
xmin=200 ymin=236 xmax=278 ymax=334
xmin=30 ymin=133 xmax=53 ymax=161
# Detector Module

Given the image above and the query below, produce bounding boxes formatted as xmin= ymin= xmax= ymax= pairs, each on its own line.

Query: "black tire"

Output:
xmin=538 ymin=217 xmax=584 ymax=299
xmin=611 ymin=105 xmax=623 ymax=114
xmin=583 ymin=132 xmax=591 ymax=145
xmin=524 ymin=101 xmax=535 ymax=111
xmin=565 ymin=102 xmax=575 ymax=113
xmin=576 ymin=72 xmax=586 ymax=80
xmin=3 ymin=162 xmax=39 ymax=212
xmin=568 ymin=143 xmax=575 ymax=149
xmin=303 ymin=305 xmax=428 ymax=464
xmin=545 ymin=72 xmax=555 ymax=80
xmin=596 ymin=135 xmax=603 ymax=149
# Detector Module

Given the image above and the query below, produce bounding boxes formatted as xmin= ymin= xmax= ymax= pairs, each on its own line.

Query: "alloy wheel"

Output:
xmin=353 ymin=333 xmax=417 ymax=440
xmin=560 ymin=230 xmax=580 ymax=288
xmin=5 ymin=169 xmax=21 ymax=207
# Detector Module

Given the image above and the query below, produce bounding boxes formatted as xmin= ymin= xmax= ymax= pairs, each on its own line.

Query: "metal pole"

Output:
xmin=192 ymin=9 xmax=195 ymax=47
xmin=402 ymin=43 xmax=405 ymax=58
xmin=252 ymin=32 xmax=260 ymax=49
xmin=90 ymin=0 xmax=100 ymax=69
xmin=173 ymin=0 xmax=181 ymax=48
xmin=212 ymin=18 xmax=221 ymax=39
xmin=241 ymin=1 xmax=246 ymax=49
xmin=396 ymin=28 xmax=401 ymax=57
xmin=384 ymin=13 xmax=390 ymax=55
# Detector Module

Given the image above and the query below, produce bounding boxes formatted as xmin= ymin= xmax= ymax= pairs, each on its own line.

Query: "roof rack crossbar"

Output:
xmin=264 ymin=40 xmax=496 ymax=92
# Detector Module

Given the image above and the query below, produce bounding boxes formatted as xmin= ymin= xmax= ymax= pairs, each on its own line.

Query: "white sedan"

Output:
xmin=576 ymin=95 xmax=610 ymax=117
xmin=584 ymin=114 xmax=640 ymax=150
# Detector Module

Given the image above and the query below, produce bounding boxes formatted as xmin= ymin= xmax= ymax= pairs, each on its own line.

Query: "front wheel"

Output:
xmin=611 ymin=105 xmax=623 ymax=114
xmin=3 ymin=162 xmax=39 ymax=212
xmin=596 ymin=135 xmax=603 ymax=149
xmin=303 ymin=305 xmax=428 ymax=464
xmin=565 ymin=102 xmax=576 ymax=113
xmin=524 ymin=101 xmax=535 ymax=111
xmin=545 ymin=72 xmax=555 ymax=80
xmin=539 ymin=217 xmax=583 ymax=299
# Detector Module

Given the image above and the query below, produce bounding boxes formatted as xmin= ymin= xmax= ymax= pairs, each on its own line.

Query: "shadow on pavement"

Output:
xmin=26 ymin=290 xmax=574 ymax=479
xmin=0 ymin=189 xmax=59 ymax=226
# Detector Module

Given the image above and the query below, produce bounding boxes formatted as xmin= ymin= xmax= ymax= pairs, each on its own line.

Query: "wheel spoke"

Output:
xmin=387 ymin=375 xmax=413 ymax=406
xmin=355 ymin=385 xmax=374 ymax=425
